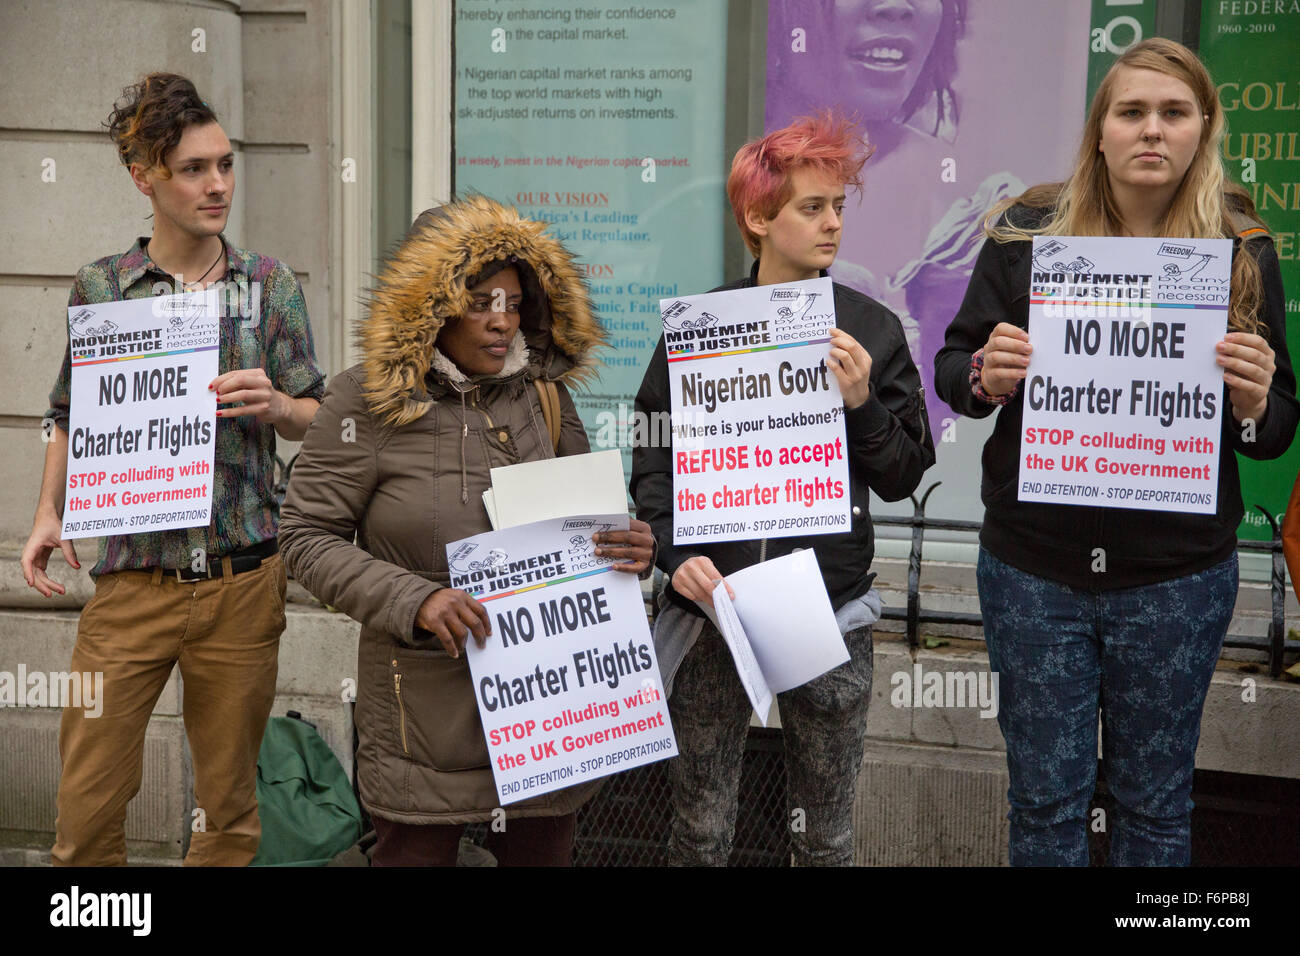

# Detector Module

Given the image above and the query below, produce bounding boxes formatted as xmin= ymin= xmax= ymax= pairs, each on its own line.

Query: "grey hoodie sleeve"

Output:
xmin=280 ymin=369 xmax=440 ymax=643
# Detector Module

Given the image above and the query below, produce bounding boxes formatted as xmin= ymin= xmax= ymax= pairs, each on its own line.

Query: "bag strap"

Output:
xmin=533 ymin=379 xmax=562 ymax=453
xmin=1227 ymin=203 xmax=1269 ymax=240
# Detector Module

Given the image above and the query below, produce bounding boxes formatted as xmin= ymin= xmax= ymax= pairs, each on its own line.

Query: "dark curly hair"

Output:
xmin=104 ymin=73 xmax=218 ymax=178
xmin=898 ymin=0 xmax=966 ymax=135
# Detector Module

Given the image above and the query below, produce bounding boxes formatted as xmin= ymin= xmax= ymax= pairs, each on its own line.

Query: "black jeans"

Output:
xmin=666 ymin=622 xmax=874 ymax=866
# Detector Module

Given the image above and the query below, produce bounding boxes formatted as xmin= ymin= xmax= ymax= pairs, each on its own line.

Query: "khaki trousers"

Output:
xmin=51 ymin=553 xmax=285 ymax=866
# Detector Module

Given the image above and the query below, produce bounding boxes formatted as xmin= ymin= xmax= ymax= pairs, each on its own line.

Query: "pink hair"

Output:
xmin=726 ymin=111 xmax=872 ymax=257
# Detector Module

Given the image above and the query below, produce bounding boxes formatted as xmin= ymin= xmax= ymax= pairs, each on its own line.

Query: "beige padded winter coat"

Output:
xmin=280 ymin=196 xmax=608 ymax=824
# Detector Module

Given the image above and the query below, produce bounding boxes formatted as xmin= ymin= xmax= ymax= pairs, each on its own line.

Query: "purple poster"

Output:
xmin=767 ymin=0 xmax=1089 ymax=455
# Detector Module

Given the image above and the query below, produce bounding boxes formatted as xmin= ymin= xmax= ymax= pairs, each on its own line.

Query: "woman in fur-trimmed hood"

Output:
xmin=280 ymin=195 xmax=654 ymax=866
xmin=362 ymin=194 xmax=605 ymax=429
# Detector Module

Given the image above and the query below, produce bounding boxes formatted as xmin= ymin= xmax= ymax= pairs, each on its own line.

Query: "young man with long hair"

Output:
xmin=21 ymin=72 xmax=325 ymax=866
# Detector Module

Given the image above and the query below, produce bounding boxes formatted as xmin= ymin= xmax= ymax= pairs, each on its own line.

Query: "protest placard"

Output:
xmin=662 ymin=277 xmax=850 ymax=544
xmin=448 ymin=514 xmax=677 ymax=805
xmin=1020 ymin=235 xmax=1230 ymax=514
xmin=61 ymin=292 xmax=219 ymax=539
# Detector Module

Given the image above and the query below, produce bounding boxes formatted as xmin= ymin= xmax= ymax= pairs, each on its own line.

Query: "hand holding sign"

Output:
xmin=592 ymin=517 xmax=656 ymax=574
xmin=827 ymin=327 xmax=873 ymax=410
xmin=415 ymin=588 xmax=492 ymax=659
xmin=1217 ymin=331 xmax=1274 ymax=425
xmin=981 ymin=322 xmax=1033 ymax=397
xmin=210 ymin=367 xmax=286 ymax=423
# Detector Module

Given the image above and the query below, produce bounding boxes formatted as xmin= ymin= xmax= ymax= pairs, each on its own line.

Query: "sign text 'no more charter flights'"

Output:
xmin=1020 ymin=235 xmax=1231 ymax=514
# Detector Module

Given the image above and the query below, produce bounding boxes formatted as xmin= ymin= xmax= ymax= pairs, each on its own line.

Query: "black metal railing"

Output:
xmin=874 ymin=481 xmax=1295 ymax=679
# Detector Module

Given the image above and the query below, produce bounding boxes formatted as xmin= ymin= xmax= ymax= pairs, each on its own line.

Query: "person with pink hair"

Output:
xmin=632 ymin=112 xmax=934 ymax=866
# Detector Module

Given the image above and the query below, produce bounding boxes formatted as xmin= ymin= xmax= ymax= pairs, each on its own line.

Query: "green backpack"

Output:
xmin=250 ymin=713 xmax=363 ymax=867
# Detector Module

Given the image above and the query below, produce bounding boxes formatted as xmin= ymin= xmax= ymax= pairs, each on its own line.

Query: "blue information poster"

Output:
xmin=455 ymin=0 xmax=729 ymax=473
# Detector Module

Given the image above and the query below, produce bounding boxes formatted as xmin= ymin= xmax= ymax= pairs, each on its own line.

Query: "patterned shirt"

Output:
xmin=46 ymin=236 xmax=326 ymax=575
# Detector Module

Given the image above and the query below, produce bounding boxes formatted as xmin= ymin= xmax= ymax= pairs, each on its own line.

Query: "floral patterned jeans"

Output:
xmin=665 ymin=621 xmax=874 ymax=867
xmin=977 ymin=548 xmax=1237 ymax=866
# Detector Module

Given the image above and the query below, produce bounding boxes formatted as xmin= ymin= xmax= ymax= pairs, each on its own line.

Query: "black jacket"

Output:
xmin=631 ymin=260 xmax=935 ymax=616
xmin=934 ymin=203 xmax=1298 ymax=589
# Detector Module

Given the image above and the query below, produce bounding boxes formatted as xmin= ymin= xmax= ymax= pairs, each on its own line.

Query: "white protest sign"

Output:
xmin=448 ymin=514 xmax=677 ymax=805
xmin=662 ymin=278 xmax=850 ymax=544
xmin=1020 ymin=235 xmax=1230 ymax=514
xmin=62 ymin=292 xmax=219 ymax=539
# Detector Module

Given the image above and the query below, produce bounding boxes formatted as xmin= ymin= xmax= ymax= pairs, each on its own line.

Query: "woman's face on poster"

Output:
xmin=791 ymin=0 xmax=946 ymax=122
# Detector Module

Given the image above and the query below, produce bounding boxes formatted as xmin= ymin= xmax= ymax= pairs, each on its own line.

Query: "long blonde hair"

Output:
xmin=987 ymin=38 xmax=1266 ymax=333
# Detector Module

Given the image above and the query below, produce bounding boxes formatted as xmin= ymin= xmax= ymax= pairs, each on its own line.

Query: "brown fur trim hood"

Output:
xmin=358 ymin=194 xmax=607 ymax=427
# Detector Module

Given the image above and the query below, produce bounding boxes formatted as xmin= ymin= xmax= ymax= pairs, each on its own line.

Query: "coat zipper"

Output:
xmin=470 ymin=390 xmax=496 ymax=430
xmin=392 ymin=667 xmax=410 ymax=755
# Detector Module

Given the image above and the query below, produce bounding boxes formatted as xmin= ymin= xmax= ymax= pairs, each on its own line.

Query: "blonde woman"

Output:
xmin=935 ymin=38 xmax=1296 ymax=866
